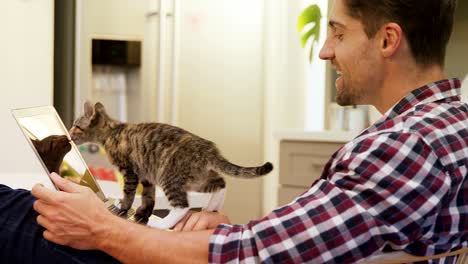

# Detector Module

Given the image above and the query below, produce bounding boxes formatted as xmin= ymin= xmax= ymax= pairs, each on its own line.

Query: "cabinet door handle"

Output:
xmin=310 ymin=163 xmax=324 ymax=172
xmin=146 ymin=11 xmax=173 ymax=17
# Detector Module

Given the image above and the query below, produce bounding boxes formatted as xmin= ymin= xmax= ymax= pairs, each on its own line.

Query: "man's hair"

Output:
xmin=343 ymin=0 xmax=457 ymax=67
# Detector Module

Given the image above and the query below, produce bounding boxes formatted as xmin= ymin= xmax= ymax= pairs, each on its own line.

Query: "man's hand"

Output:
xmin=173 ymin=210 xmax=231 ymax=231
xmin=31 ymin=173 xmax=114 ymax=250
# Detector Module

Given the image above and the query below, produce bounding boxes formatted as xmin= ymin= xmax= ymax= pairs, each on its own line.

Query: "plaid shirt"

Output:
xmin=209 ymin=78 xmax=468 ymax=263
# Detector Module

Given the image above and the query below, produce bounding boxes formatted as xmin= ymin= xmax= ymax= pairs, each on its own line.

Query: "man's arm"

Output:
xmin=98 ymin=216 xmax=213 ymax=264
xmin=32 ymin=173 xmax=213 ymax=264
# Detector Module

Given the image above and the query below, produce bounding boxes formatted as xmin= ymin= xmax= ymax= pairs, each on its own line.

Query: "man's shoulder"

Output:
xmin=367 ymin=99 xmax=468 ymax=138
xmin=400 ymin=100 xmax=467 ymax=138
xmin=345 ymin=101 xmax=468 ymax=168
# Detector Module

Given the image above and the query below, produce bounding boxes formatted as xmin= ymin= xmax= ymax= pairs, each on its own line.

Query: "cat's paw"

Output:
xmin=147 ymin=217 xmax=175 ymax=230
xmin=134 ymin=212 xmax=149 ymax=225
xmin=134 ymin=206 xmax=152 ymax=225
xmin=116 ymin=208 xmax=129 ymax=218
xmin=113 ymin=199 xmax=129 ymax=218
xmin=146 ymin=208 xmax=190 ymax=230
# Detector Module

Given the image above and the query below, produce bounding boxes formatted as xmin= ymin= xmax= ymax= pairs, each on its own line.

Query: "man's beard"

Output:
xmin=335 ymin=80 xmax=364 ymax=106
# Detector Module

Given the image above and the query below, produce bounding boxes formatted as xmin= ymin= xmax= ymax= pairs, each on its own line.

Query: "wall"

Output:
xmin=262 ymin=0 xmax=328 ymax=214
xmin=270 ymin=0 xmax=327 ymax=132
xmin=0 ymin=0 xmax=54 ymax=189
xmin=445 ymin=0 xmax=468 ymax=98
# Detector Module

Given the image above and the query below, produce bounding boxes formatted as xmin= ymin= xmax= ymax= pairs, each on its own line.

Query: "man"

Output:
xmin=1 ymin=0 xmax=466 ymax=263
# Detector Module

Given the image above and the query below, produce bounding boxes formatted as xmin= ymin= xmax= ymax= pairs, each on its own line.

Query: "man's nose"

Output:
xmin=319 ymin=39 xmax=334 ymax=60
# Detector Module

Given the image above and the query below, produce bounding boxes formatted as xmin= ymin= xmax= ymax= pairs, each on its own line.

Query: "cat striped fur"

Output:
xmin=69 ymin=101 xmax=273 ymax=227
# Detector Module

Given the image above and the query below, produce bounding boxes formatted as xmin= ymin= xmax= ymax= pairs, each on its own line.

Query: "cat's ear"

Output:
xmin=94 ymin=102 xmax=106 ymax=115
xmin=31 ymin=138 xmax=40 ymax=148
xmin=84 ymin=101 xmax=94 ymax=118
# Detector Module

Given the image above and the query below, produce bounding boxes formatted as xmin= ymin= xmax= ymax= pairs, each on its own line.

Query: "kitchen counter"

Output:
xmin=275 ymin=129 xmax=359 ymax=143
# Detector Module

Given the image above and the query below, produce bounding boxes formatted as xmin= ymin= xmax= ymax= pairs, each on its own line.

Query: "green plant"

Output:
xmin=297 ymin=4 xmax=322 ymax=62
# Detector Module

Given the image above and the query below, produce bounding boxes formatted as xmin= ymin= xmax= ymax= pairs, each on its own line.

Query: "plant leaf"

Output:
xmin=301 ymin=25 xmax=320 ymax=47
xmin=297 ymin=4 xmax=322 ymax=62
xmin=298 ymin=5 xmax=321 ymax=33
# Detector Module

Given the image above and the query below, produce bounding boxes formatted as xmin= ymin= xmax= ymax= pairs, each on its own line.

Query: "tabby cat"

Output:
xmin=69 ymin=101 xmax=273 ymax=229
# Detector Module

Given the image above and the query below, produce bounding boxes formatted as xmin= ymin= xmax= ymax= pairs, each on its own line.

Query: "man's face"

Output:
xmin=319 ymin=0 xmax=383 ymax=106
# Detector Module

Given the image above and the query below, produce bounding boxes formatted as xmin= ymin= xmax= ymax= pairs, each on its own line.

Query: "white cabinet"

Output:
xmin=275 ymin=130 xmax=356 ymax=206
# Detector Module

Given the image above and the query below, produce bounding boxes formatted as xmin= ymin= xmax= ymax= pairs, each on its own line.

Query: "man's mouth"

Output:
xmin=335 ymin=69 xmax=343 ymax=89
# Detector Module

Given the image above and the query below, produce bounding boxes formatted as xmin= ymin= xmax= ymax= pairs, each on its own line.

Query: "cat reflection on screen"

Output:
xmin=30 ymin=134 xmax=100 ymax=192
xmin=31 ymin=134 xmax=72 ymax=178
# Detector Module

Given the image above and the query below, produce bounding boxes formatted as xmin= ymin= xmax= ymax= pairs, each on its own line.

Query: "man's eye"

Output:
xmin=335 ymin=34 xmax=344 ymax=41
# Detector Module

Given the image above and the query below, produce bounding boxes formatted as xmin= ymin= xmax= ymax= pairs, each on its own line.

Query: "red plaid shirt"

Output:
xmin=209 ymin=79 xmax=468 ymax=263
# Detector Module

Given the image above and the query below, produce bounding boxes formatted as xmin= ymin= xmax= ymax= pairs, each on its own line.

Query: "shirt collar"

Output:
xmin=359 ymin=78 xmax=461 ymax=136
xmin=385 ymin=78 xmax=461 ymax=119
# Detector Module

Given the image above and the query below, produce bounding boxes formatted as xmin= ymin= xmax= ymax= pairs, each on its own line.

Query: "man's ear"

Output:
xmin=380 ymin=22 xmax=403 ymax=58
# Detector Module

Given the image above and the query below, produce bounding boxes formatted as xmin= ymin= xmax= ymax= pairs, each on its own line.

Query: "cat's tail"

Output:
xmin=212 ymin=155 xmax=273 ymax=178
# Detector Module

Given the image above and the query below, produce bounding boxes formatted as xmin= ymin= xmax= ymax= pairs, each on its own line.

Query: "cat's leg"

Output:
xmin=147 ymin=181 xmax=190 ymax=229
xmin=134 ymin=180 xmax=155 ymax=224
xmin=116 ymin=169 xmax=139 ymax=217
xmin=204 ymin=188 xmax=226 ymax=212
xmin=199 ymin=170 xmax=226 ymax=211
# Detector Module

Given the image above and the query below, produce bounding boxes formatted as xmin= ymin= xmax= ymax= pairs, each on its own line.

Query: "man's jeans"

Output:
xmin=0 ymin=184 xmax=119 ymax=263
